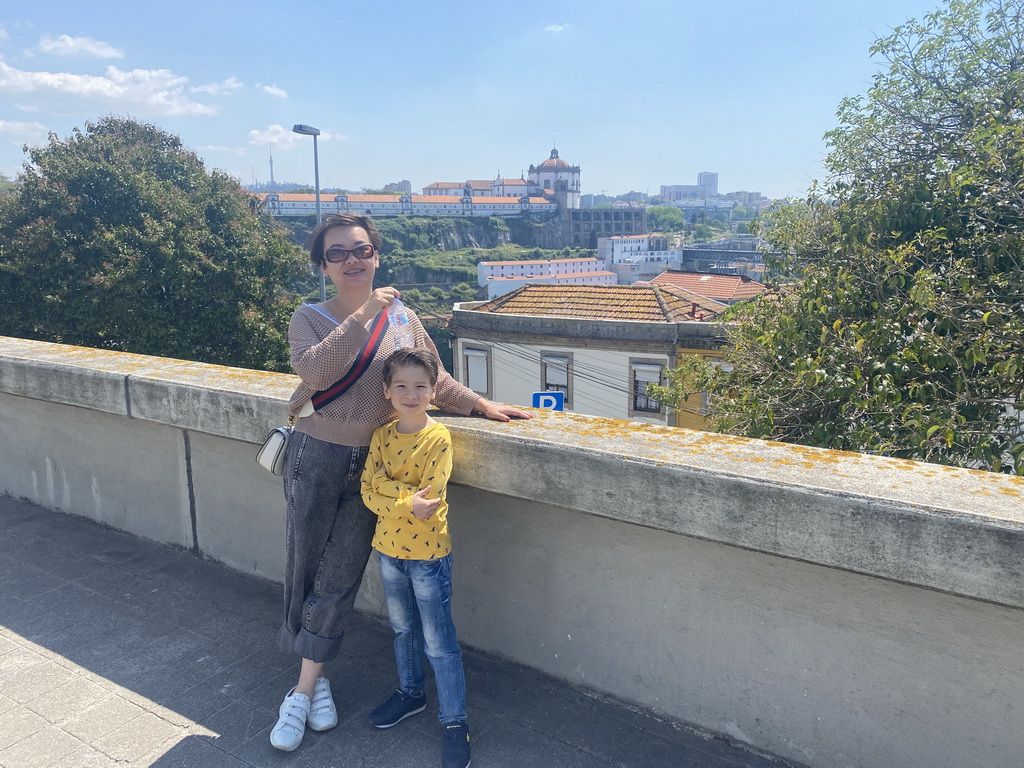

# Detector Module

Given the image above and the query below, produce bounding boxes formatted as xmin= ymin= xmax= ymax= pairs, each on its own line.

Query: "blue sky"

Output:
xmin=0 ymin=0 xmax=945 ymax=200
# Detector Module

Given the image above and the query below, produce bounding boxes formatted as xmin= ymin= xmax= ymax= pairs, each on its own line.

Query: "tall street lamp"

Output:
xmin=292 ymin=123 xmax=326 ymax=302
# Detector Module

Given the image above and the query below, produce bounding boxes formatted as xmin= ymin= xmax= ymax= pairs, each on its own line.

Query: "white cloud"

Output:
xmin=248 ymin=124 xmax=346 ymax=149
xmin=15 ymin=103 xmax=40 ymax=112
xmin=544 ymin=24 xmax=568 ymax=32
xmin=39 ymin=34 xmax=124 ymax=59
xmin=0 ymin=27 xmax=10 ymax=43
xmin=190 ymin=76 xmax=244 ymax=95
xmin=0 ymin=119 xmax=48 ymax=145
xmin=255 ymin=82 xmax=288 ymax=99
xmin=0 ymin=61 xmax=217 ymax=116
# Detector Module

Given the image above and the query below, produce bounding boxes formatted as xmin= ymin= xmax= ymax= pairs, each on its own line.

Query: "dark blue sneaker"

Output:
xmin=368 ymin=689 xmax=427 ymax=728
xmin=441 ymin=721 xmax=471 ymax=768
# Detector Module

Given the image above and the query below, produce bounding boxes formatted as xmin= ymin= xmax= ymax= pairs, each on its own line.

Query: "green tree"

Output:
xmin=646 ymin=205 xmax=687 ymax=232
xmin=0 ymin=117 xmax=307 ymax=372
xmin=0 ymin=173 xmax=14 ymax=195
xmin=652 ymin=0 xmax=1024 ymax=473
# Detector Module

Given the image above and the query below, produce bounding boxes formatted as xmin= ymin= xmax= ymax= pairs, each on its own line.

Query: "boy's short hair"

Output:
xmin=308 ymin=214 xmax=384 ymax=268
xmin=382 ymin=348 xmax=440 ymax=387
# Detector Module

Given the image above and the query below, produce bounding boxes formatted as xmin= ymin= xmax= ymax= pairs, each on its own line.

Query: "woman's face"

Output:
xmin=321 ymin=224 xmax=379 ymax=293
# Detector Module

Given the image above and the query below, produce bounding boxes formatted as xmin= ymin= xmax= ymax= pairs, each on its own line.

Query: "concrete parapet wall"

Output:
xmin=1 ymin=336 xmax=1022 ymax=768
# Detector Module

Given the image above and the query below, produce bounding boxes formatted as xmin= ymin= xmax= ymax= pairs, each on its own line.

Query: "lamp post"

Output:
xmin=292 ymin=123 xmax=326 ymax=302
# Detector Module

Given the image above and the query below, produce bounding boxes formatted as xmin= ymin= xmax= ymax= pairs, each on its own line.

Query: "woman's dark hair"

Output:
xmin=382 ymin=348 xmax=440 ymax=387
xmin=308 ymin=214 xmax=384 ymax=267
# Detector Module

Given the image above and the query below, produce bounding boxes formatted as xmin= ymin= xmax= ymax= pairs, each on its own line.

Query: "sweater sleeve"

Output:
xmin=406 ymin=312 xmax=481 ymax=415
xmin=360 ymin=430 xmax=417 ymax=519
xmin=289 ymin=307 xmax=373 ymax=390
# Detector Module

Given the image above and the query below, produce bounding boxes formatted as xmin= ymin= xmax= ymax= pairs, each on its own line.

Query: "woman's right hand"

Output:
xmin=353 ymin=287 xmax=401 ymax=323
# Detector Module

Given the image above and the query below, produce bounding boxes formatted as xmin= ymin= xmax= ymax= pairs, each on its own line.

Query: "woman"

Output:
xmin=270 ymin=214 xmax=529 ymax=751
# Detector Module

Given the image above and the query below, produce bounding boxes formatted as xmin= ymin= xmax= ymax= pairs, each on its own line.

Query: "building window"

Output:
xmin=630 ymin=362 xmax=663 ymax=414
xmin=463 ymin=346 xmax=491 ymax=398
xmin=541 ymin=353 xmax=572 ymax=408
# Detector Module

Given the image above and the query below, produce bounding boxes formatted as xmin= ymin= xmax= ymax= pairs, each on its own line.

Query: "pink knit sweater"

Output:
xmin=287 ymin=303 xmax=480 ymax=447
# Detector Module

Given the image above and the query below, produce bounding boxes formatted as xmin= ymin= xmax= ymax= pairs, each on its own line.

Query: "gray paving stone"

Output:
xmin=197 ymin=700 xmax=275 ymax=753
xmin=1 ymin=659 xmax=78 ymax=704
xmin=57 ymin=634 xmax=137 ymax=673
xmin=136 ymin=734 xmax=249 ymax=768
xmin=93 ymin=652 xmax=206 ymax=703
xmin=466 ymin=719 xmax=549 ymax=766
xmin=0 ymin=705 xmax=48 ymax=751
xmin=90 ymin=711 xmax=183 ymax=762
xmin=50 ymin=748 xmax=119 ymax=768
xmin=525 ymin=739 xmax=620 ymax=767
xmin=34 ymin=621 xmax=112 ymax=657
xmin=142 ymin=628 xmax=222 ymax=666
xmin=0 ymin=724 xmax=93 ymax=768
xmin=24 ymin=675 xmax=113 ymax=724
xmin=0 ymin=632 xmax=21 ymax=655
xmin=364 ymin=727 xmax=438 ymax=768
xmin=61 ymin=696 xmax=146 ymax=743
xmin=0 ymin=645 xmax=48 ymax=681
xmin=0 ymin=693 xmax=18 ymax=716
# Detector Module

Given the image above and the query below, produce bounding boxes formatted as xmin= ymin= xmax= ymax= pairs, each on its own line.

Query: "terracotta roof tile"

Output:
xmin=650 ymin=270 xmax=766 ymax=301
xmin=470 ymin=284 xmax=725 ymax=322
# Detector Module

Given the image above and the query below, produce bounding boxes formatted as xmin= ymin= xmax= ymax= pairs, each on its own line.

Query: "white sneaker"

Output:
xmin=270 ymin=688 xmax=311 ymax=751
xmin=308 ymin=676 xmax=338 ymax=732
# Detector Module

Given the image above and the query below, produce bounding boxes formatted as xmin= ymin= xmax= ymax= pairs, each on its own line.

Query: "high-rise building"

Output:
xmin=697 ymin=171 xmax=718 ymax=196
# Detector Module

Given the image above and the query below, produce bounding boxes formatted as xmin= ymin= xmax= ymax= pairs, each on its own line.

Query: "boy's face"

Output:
xmin=383 ymin=364 xmax=436 ymax=418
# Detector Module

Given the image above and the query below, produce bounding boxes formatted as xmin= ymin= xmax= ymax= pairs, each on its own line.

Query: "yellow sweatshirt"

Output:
xmin=361 ymin=420 xmax=454 ymax=560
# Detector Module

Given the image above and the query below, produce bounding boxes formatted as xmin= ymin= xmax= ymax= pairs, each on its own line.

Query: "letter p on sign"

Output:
xmin=532 ymin=391 xmax=565 ymax=411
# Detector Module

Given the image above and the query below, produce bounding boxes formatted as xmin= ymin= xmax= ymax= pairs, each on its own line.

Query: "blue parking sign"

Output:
xmin=532 ymin=391 xmax=565 ymax=411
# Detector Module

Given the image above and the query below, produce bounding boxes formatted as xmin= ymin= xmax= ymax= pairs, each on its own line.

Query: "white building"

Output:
xmin=596 ymin=235 xmax=682 ymax=284
xmin=258 ymin=193 xmax=556 ymax=218
xmin=527 ymin=148 xmax=581 ymax=209
xmin=477 ymin=257 xmax=607 ymax=285
xmin=449 ymin=284 xmax=726 ymax=425
xmin=477 ymin=257 xmax=616 ymax=298
xmin=419 ymin=148 xmax=581 ymax=209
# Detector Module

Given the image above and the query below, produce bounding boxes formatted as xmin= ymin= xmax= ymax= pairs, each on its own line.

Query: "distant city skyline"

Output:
xmin=1 ymin=0 xmax=947 ymax=200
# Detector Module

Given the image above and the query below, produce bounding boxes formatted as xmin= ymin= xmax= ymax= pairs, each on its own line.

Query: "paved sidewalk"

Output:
xmin=0 ymin=495 xmax=798 ymax=768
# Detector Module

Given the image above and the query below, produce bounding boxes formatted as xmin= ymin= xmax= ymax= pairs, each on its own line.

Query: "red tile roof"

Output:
xmin=649 ymin=270 xmax=767 ymax=302
xmin=470 ymin=284 xmax=726 ymax=322
xmin=256 ymin=193 xmax=551 ymax=205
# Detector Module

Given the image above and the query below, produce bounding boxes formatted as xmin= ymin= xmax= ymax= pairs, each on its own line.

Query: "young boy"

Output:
xmin=361 ymin=348 xmax=471 ymax=768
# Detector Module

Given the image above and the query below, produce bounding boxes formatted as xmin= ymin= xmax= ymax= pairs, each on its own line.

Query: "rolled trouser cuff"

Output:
xmin=277 ymin=623 xmax=343 ymax=664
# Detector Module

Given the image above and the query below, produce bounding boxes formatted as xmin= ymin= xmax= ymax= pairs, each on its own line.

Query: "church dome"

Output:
xmin=539 ymin=147 xmax=570 ymax=168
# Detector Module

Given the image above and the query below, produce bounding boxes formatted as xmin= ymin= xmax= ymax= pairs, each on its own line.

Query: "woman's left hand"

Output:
xmin=474 ymin=398 xmax=533 ymax=422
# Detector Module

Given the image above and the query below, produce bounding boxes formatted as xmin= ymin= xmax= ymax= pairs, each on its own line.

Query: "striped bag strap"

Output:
xmin=310 ymin=310 xmax=390 ymax=411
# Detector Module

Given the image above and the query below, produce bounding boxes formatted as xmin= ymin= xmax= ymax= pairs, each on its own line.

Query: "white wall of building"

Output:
xmin=263 ymin=194 xmax=556 ymax=218
xmin=477 ymin=258 xmax=606 ymax=286
xmin=454 ymin=337 xmax=670 ymax=424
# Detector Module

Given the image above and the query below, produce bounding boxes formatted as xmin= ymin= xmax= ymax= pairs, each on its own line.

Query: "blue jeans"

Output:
xmin=378 ymin=552 xmax=467 ymax=724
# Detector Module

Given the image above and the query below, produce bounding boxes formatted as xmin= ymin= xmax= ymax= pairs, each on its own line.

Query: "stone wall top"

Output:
xmin=2 ymin=335 xmax=1022 ymax=609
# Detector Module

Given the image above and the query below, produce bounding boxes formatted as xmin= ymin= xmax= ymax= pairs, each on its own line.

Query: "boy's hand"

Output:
xmin=411 ymin=486 xmax=441 ymax=519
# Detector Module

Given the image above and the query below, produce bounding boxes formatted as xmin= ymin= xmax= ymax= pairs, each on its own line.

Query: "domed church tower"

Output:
xmin=528 ymin=147 xmax=581 ymax=209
